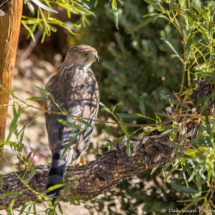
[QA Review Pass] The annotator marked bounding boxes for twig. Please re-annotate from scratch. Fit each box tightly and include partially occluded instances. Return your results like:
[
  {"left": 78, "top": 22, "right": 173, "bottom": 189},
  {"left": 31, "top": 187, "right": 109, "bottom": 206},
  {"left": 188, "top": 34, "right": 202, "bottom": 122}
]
[{"left": 173, "top": 0, "right": 186, "bottom": 112}]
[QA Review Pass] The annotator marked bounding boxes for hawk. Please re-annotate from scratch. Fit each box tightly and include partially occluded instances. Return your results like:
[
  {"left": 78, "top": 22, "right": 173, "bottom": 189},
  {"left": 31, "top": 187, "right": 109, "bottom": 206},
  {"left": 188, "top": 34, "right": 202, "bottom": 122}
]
[{"left": 45, "top": 45, "right": 99, "bottom": 197}]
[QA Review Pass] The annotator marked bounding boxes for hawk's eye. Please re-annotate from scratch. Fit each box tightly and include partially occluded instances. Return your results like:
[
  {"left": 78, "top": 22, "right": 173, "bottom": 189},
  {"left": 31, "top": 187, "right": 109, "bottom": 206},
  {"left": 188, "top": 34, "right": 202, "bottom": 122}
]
[{"left": 83, "top": 52, "right": 89, "bottom": 56}]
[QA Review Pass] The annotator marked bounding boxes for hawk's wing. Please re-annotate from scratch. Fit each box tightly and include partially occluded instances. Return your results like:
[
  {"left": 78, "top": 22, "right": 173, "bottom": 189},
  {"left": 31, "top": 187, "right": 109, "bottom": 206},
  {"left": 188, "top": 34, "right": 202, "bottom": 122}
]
[{"left": 45, "top": 68, "right": 99, "bottom": 160}]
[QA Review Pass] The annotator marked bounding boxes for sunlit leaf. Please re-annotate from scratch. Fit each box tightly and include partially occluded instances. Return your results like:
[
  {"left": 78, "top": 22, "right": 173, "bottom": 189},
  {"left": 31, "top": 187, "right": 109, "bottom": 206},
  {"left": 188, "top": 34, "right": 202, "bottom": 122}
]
[
  {"left": 102, "top": 136, "right": 125, "bottom": 148},
  {"left": 31, "top": 0, "right": 58, "bottom": 13}
]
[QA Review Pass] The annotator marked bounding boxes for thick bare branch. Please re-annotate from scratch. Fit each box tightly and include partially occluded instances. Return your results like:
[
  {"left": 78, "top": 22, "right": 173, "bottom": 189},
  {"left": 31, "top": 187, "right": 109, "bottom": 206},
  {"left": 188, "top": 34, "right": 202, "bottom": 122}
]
[{"left": 0, "top": 134, "right": 173, "bottom": 209}]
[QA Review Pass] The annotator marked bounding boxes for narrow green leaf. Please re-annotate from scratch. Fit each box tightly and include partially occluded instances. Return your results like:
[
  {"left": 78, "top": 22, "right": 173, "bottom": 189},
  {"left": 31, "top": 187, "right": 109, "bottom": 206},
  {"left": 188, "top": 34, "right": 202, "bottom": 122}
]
[
  {"left": 156, "top": 129, "right": 174, "bottom": 138},
  {"left": 112, "top": 0, "right": 119, "bottom": 30},
  {"left": 1, "top": 174, "right": 5, "bottom": 189},
  {"left": 186, "top": 11, "right": 198, "bottom": 21},
  {"left": 102, "top": 136, "right": 125, "bottom": 148},
  {"left": 168, "top": 97, "right": 190, "bottom": 109},
  {"left": 119, "top": 117, "right": 129, "bottom": 136},
  {"left": 139, "top": 96, "right": 145, "bottom": 115},
  {"left": 34, "top": 85, "right": 55, "bottom": 100},
  {"left": 19, "top": 202, "right": 32, "bottom": 215},
  {"left": 144, "top": 0, "right": 162, "bottom": 11},
  {"left": 26, "top": 166, "right": 35, "bottom": 183},
  {"left": 27, "top": 2, "right": 35, "bottom": 15},
  {"left": 57, "top": 119, "right": 82, "bottom": 130},
  {"left": 75, "top": 117, "right": 92, "bottom": 128},
  {"left": 162, "top": 142, "right": 187, "bottom": 151},
  {"left": 159, "top": 93, "right": 169, "bottom": 102},
  {"left": 31, "top": 0, "right": 58, "bottom": 13},
  {"left": 161, "top": 38, "right": 182, "bottom": 61},
  {"left": 27, "top": 97, "right": 48, "bottom": 101},
  {"left": 151, "top": 167, "right": 157, "bottom": 175},
  {"left": 0, "top": 192, "right": 17, "bottom": 197},
  {"left": 129, "top": 14, "right": 159, "bottom": 33},
  {"left": 45, "top": 184, "right": 65, "bottom": 193},
  {"left": 112, "top": 102, "right": 124, "bottom": 113},
  {"left": 21, "top": 21, "right": 35, "bottom": 41},
  {"left": 186, "top": 33, "right": 195, "bottom": 59},
  {"left": 57, "top": 203, "right": 63, "bottom": 214},
  {"left": 171, "top": 181, "right": 199, "bottom": 194},
  {"left": 33, "top": 202, "right": 36, "bottom": 215},
  {"left": 188, "top": 164, "right": 200, "bottom": 182},
  {"left": 8, "top": 194, "right": 18, "bottom": 211}
]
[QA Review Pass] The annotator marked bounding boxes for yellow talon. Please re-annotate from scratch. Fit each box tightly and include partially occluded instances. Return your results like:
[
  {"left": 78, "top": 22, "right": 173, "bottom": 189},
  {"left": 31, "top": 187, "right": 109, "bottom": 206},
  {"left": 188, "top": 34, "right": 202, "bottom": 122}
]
[{"left": 78, "top": 155, "right": 87, "bottom": 166}]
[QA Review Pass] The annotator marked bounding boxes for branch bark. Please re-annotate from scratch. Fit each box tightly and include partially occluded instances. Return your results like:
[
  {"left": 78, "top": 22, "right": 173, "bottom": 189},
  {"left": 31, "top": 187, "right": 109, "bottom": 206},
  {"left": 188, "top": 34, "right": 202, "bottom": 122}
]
[
  {"left": 0, "top": 78, "right": 213, "bottom": 209},
  {"left": 0, "top": 0, "right": 23, "bottom": 165}
]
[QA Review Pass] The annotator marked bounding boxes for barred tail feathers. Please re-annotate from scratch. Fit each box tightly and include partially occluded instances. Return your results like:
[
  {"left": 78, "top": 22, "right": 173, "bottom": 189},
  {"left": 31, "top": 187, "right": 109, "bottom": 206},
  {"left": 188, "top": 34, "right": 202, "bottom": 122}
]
[{"left": 46, "top": 148, "right": 68, "bottom": 197}]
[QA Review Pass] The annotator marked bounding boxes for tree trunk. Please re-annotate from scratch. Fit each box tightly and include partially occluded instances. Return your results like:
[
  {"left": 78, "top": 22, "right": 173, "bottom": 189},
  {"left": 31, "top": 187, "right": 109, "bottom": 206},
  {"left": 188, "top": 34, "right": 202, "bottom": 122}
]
[{"left": 0, "top": 0, "right": 23, "bottom": 166}]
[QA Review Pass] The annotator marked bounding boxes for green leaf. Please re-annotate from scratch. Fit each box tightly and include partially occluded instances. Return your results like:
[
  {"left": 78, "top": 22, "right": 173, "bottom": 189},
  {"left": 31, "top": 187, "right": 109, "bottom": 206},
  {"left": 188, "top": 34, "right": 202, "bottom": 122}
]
[
  {"left": 112, "top": 0, "right": 119, "bottom": 30},
  {"left": 159, "top": 93, "right": 169, "bottom": 102},
  {"left": 75, "top": 117, "right": 92, "bottom": 128},
  {"left": 45, "top": 184, "right": 65, "bottom": 193},
  {"left": 139, "top": 96, "right": 145, "bottom": 115},
  {"left": 186, "top": 11, "right": 198, "bottom": 22},
  {"left": 126, "top": 137, "right": 130, "bottom": 156},
  {"left": 171, "top": 181, "right": 199, "bottom": 194},
  {"left": 0, "top": 192, "right": 17, "bottom": 198},
  {"left": 186, "top": 33, "right": 195, "bottom": 59},
  {"left": 57, "top": 203, "right": 63, "bottom": 214},
  {"left": 129, "top": 14, "right": 159, "bottom": 33},
  {"left": 27, "top": 2, "right": 35, "bottom": 15},
  {"left": 19, "top": 202, "right": 32, "bottom": 215},
  {"left": 57, "top": 119, "right": 82, "bottom": 130},
  {"left": 33, "top": 202, "right": 36, "bottom": 215},
  {"left": 102, "top": 136, "right": 125, "bottom": 148},
  {"left": 151, "top": 167, "right": 157, "bottom": 175},
  {"left": 27, "top": 96, "right": 48, "bottom": 101},
  {"left": 112, "top": 102, "right": 124, "bottom": 113},
  {"left": 26, "top": 166, "right": 35, "bottom": 183},
  {"left": 168, "top": 97, "right": 190, "bottom": 109},
  {"left": 160, "top": 38, "right": 182, "bottom": 61},
  {"left": 162, "top": 142, "right": 187, "bottom": 151},
  {"left": 1, "top": 174, "right": 5, "bottom": 189},
  {"left": 8, "top": 194, "right": 18, "bottom": 212},
  {"left": 156, "top": 129, "right": 174, "bottom": 138},
  {"left": 21, "top": 21, "right": 35, "bottom": 41},
  {"left": 188, "top": 164, "right": 200, "bottom": 182},
  {"left": 119, "top": 117, "right": 129, "bottom": 136},
  {"left": 144, "top": 0, "right": 162, "bottom": 11},
  {"left": 31, "top": 0, "right": 58, "bottom": 13},
  {"left": 34, "top": 85, "right": 55, "bottom": 100}
]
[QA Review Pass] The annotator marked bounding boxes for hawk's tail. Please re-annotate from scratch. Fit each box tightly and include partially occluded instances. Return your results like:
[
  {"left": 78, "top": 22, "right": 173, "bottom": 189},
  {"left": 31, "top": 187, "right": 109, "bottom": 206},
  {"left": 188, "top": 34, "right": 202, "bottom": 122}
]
[{"left": 46, "top": 149, "right": 67, "bottom": 197}]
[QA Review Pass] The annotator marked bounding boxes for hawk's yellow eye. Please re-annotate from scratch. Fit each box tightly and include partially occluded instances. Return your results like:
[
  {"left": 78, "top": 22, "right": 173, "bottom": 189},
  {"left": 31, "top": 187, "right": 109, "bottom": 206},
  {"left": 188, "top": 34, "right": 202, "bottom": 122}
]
[{"left": 83, "top": 52, "right": 89, "bottom": 56}]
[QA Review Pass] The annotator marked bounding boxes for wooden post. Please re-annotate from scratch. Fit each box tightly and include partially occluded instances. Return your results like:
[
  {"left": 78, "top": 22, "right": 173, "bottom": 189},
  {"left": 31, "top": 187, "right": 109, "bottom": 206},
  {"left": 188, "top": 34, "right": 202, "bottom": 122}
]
[{"left": 0, "top": 0, "right": 23, "bottom": 167}]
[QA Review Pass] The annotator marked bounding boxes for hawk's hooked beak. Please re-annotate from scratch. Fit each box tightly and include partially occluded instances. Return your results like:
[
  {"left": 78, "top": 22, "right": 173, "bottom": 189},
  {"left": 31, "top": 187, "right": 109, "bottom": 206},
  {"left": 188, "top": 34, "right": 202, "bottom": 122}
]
[{"left": 95, "top": 56, "right": 99, "bottom": 63}]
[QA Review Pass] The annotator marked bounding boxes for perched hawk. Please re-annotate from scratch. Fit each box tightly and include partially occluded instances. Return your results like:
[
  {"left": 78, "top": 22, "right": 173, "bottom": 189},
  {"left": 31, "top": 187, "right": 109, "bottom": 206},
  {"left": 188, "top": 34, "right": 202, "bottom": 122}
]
[{"left": 45, "top": 45, "right": 99, "bottom": 197}]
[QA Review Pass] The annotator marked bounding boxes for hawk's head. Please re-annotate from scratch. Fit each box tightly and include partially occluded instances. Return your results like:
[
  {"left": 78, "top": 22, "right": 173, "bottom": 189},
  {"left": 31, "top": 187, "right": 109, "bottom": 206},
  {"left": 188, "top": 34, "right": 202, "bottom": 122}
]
[{"left": 65, "top": 45, "right": 99, "bottom": 67}]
